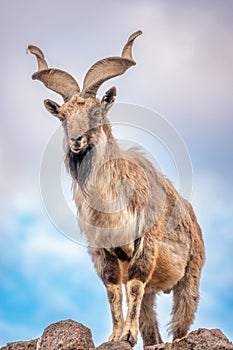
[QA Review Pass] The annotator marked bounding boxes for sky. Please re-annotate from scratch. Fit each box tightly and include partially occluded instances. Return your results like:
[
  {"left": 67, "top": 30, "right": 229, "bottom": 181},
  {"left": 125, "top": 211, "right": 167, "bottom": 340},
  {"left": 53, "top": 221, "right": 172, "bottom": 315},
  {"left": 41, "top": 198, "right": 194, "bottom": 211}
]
[{"left": 0, "top": 0, "right": 233, "bottom": 348}]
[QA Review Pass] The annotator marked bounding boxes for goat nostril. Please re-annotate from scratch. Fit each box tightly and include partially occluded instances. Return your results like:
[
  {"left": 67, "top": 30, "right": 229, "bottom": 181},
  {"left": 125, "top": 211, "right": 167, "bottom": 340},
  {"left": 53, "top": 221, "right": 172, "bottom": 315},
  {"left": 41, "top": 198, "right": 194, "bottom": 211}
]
[{"left": 70, "top": 135, "right": 82, "bottom": 143}]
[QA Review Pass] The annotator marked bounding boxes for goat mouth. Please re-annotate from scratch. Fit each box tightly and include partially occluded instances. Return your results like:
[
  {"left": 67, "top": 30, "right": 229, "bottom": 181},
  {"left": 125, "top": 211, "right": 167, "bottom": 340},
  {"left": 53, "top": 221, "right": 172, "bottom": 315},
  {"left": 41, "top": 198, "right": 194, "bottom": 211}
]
[
  {"left": 70, "top": 144, "right": 89, "bottom": 154},
  {"left": 70, "top": 147, "right": 81, "bottom": 154}
]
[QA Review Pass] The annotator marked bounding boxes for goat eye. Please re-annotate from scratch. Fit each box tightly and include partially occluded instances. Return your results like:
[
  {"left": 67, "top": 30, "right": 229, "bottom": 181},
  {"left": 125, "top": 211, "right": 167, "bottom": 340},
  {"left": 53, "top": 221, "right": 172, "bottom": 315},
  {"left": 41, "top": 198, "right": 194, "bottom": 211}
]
[{"left": 94, "top": 110, "right": 101, "bottom": 117}]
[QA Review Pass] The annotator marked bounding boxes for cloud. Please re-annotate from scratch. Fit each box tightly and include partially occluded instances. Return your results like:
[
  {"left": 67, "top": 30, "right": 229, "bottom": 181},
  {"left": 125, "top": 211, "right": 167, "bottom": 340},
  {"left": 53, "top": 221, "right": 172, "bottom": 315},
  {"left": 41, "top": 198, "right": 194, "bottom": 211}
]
[{"left": 0, "top": 197, "right": 87, "bottom": 281}]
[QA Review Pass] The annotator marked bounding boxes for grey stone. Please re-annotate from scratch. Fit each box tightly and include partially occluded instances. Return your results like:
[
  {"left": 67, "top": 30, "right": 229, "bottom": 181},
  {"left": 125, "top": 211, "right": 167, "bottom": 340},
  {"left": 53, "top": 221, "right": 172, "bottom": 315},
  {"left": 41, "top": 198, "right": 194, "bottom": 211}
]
[
  {"left": 96, "top": 341, "right": 132, "bottom": 350},
  {"left": 39, "top": 319, "right": 95, "bottom": 350}
]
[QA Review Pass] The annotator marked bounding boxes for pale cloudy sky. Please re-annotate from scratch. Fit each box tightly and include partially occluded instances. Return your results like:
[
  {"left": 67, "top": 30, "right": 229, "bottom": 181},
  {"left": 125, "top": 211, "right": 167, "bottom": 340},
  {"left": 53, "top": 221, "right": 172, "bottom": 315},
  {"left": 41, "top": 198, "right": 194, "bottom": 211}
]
[{"left": 0, "top": 1, "right": 233, "bottom": 349}]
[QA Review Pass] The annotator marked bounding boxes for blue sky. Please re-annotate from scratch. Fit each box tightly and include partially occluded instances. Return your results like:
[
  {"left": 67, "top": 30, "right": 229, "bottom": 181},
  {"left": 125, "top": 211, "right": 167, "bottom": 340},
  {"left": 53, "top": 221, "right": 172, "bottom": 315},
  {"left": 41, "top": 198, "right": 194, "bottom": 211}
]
[{"left": 0, "top": 1, "right": 233, "bottom": 349}]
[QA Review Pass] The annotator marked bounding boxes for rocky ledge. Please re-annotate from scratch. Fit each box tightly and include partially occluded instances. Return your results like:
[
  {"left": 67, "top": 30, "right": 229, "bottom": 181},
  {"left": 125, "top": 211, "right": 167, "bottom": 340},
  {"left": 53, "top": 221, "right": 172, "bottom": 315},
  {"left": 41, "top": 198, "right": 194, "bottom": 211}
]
[{"left": 1, "top": 319, "right": 233, "bottom": 350}]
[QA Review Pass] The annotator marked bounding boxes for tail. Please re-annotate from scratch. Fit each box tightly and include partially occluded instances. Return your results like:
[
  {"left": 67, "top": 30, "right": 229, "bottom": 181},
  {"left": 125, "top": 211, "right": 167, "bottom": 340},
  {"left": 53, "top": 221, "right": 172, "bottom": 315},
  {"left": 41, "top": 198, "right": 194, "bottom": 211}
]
[{"left": 170, "top": 225, "right": 205, "bottom": 339}]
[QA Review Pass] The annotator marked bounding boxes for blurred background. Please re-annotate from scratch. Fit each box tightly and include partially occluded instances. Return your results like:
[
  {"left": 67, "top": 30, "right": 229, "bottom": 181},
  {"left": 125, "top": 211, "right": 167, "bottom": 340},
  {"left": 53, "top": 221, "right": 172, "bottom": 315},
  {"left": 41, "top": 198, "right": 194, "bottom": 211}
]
[{"left": 0, "top": 1, "right": 233, "bottom": 349}]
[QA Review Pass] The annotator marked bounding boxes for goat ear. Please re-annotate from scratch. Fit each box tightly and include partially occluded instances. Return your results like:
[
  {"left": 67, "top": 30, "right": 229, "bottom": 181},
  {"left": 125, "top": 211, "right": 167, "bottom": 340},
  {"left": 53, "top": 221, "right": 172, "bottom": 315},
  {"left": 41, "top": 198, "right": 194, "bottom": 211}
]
[
  {"left": 101, "top": 86, "right": 117, "bottom": 110},
  {"left": 44, "top": 99, "right": 64, "bottom": 120}
]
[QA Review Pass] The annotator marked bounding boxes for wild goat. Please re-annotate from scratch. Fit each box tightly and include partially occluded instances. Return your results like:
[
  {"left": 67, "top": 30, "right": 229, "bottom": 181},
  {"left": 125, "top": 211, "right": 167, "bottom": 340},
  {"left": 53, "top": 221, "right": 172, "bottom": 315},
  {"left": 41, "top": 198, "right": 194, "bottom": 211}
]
[{"left": 28, "top": 31, "right": 205, "bottom": 348}]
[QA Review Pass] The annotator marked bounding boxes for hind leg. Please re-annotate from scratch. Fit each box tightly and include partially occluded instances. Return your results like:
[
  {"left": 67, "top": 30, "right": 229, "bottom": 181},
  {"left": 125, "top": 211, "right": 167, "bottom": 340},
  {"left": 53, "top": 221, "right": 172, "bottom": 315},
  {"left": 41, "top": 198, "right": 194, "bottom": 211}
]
[
  {"left": 139, "top": 292, "right": 162, "bottom": 347},
  {"left": 171, "top": 250, "right": 204, "bottom": 339}
]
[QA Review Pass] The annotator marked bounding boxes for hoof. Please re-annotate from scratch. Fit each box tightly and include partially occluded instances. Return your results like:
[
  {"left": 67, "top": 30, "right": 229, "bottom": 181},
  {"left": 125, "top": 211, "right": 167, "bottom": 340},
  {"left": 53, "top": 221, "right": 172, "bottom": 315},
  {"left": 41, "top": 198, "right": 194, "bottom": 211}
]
[{"left": 121, "top": 331, "right": 137, "bottom": 347}]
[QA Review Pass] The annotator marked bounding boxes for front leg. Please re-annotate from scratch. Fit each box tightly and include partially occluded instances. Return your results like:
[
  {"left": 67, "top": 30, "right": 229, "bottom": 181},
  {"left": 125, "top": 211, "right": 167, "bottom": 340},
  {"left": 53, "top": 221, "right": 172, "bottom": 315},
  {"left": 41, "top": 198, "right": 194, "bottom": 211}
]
[
  {"left": 121, "top": 239, "right": 157, "bottom": 347},
  {"left": 107, "top": 284, "right": 124, "bottom": 341},
  {"left": 89, "top": 248, "right": 124, "bottom": 342},
  {"left": 121, "top": 279, "right": 144, "bottom": 347}
]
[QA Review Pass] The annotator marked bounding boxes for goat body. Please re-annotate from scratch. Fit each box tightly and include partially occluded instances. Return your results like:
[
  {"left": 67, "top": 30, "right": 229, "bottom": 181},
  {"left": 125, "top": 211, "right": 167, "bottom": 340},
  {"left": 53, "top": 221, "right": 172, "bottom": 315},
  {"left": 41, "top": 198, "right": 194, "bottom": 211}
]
[{"left": 29, "top": 31, "right": 205, "bottom": 348}]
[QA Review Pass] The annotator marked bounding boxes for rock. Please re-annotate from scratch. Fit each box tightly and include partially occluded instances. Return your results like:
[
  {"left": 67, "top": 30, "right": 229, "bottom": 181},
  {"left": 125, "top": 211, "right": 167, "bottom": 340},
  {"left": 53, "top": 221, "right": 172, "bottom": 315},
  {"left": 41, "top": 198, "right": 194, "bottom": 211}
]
[
  {"left": 96, "top": 341, "right": 132, "bottom": 349},
  {"left": 0, "top": 339, "right": 38, "bottom": 350},
  {"left": 145, "top": 328, "right": 233, "bottom": 350},
  {"left": 37, "top": 319, "right": 95, "bottom": 349},
  {"left": 1, "top": 324, "right": 233, "bottom": 350}
]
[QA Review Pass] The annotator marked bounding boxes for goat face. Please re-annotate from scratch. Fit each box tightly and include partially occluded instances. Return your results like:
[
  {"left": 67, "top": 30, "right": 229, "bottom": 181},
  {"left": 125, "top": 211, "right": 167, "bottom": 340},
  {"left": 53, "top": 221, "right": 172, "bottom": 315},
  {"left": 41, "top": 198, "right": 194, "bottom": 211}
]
[{"left": 44, "top": 87, "right": 116, "bottom": 154}]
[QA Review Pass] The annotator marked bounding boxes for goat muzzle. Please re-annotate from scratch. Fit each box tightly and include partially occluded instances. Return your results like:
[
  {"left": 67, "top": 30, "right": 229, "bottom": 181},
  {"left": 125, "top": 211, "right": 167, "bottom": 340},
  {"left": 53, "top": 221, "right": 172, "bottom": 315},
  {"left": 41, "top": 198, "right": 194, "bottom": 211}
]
[{"left": 69, "top": 134, "right": 87, "bottom": 153}]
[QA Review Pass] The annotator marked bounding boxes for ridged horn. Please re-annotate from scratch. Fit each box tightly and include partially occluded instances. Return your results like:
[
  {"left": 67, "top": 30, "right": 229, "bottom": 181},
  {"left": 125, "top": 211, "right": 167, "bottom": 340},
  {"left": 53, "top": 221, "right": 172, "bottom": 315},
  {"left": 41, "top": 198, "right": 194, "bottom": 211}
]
[
  {"left": 28, "top": 45, "right": 80, "bottom": 102},
  {"left": 81, "top": 30, "right": 142, "bottom": 98}
]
